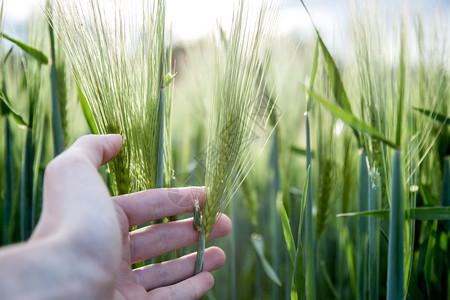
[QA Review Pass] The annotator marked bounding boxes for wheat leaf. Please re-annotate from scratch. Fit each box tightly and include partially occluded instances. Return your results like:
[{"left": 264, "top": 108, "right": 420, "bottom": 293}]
[
  {"left": 306, "top": 88, "right": 397, "bottom": 148},
  {"left": 1, "top": 32, "right": 48, "bottom": 64}
]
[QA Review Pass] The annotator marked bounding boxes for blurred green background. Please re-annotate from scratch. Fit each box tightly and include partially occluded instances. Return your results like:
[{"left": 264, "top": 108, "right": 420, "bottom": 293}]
[{"left": 1, "top": 0, "right": 450, "bottom": 299}]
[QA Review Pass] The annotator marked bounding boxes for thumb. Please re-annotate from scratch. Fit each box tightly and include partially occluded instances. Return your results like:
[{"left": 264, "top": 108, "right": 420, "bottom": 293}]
[
  {"left": 31, "top": 134, "right": 124, "bottom": 287},
  {"left": 68, "top": 134, "right": 123, "bottom": 168},
  {"left": 34, "top": 134, "right": 123, "bottom": 241}
]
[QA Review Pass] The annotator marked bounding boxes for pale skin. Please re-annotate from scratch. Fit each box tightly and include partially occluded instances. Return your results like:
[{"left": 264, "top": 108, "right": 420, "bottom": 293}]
[{"left": 0, "top": 134, "right": 232, "bottom": 299}]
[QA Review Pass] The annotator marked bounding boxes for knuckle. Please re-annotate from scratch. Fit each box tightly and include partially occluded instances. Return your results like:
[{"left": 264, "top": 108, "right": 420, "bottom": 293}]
[
  {"left": 156, "top": 264, "right": 168, "bottom": 286},
  {"left": 45, "top": 151, "right": 90, "bottom": 179},
  {"left": 130, "top": 237, "right": 137, "bottom": 264},
  {"left": 157, "top": 226, "right": 169, "bottom": 255},
  {"left": 151, "top": 194, "right": 166, "bottom": 218},
  {"left": 187, "top": 278, "right": 200, "bottom": 300},
  {"left": 167, "top": 286, "right": 178, "bottom": 300}
]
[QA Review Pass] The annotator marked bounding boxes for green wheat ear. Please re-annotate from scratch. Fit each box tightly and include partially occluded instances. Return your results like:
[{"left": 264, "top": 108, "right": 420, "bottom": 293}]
[
  {"left": 106, "top": 123, "right": 131, "bottom": 196},
  {"left": 47, "top": 0, "right": 172, "bottom": 194},
  {"left": 315, "top": 107, "right": 336, "bottom": 239},
  {"left": 201, "top": 0, "right": 279, "bottom": 238}
]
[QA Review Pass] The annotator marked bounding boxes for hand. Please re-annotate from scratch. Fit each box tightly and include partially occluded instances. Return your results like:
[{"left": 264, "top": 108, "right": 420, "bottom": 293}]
[{"left": 0, "top": 134, "right": 231, "bottom": 300}]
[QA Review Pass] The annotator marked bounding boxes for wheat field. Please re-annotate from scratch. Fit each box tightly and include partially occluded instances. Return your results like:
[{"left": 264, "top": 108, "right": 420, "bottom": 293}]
[{"left": 0, "top": 0, "right": 449, "bottom": 299}]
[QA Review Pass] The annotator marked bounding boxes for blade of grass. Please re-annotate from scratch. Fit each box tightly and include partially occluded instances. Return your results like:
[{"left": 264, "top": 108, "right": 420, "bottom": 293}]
[
  {"left": 337, "top": 210, "right": 390, "bottom": 218},
  {"left": 441, "top": 157, "right": 450, "bottom": 206},
  {"left": 0, "top": 90, "right": 27, "bottom": 127},
  {"left": 269, "top": 127, "right": 282, "bottom": 299},
  {"left": 76, "top": 83, "right": 98, "bottom": 134},
  {"left": 2, "top": 46, "right": 13, "bottom": 65},
  {"left": 395, "top": 27, "right": 406, "bottom": 147},
  {"left": 282, "top": 168, "right": 309, "bottom": 299},
  {"left": 297, "top": 0, "right": 343, "bottom": 109},
  {"left": 305, "top": 89, "right": 396, "bottom": 149},
  {"left": 306, "top": 38, "right": 319, "bottom": 112},
  {"left": 0, "top": 32, "right": 48, "bottom": 65},
  {"left": 282, "top": 202, "right": 296, "bottom": 268},
  {"left": 419, "top": 182, "right": 433, "bottom": 206},
  {"left": 303, "top": 44, "right": 318, "bottom": 300},
  {"left": 387, "top": 150, "right": 404, "bottom": 300},
  {"left": 424, "top": 220, "right": 438, "bottom": 297},
  {"left": 317, "top": 36, "right": 352, "bottom": 113},
  {"left": 320, "top": 261, "right": 340, "bottom": 299},
  {"left": 292, "top": 243, "right": 305, "bottom": 300},
  {"left": 413, "top": 107, "right": 450, "bottom": 126},
  {"left": 291, "top": 145, "right": 306, "bottom": 156},
  {"left": 251, "top": 233, "right": 282, "bottom": 286},
  {"left": 343, "top": 226, "right": 357, "bottom": 297},
  {"left": 442, "top": 157, "right": 450, "bottom": 230},
  {"left": 338, "top": 207, "right": 450, "bottom": 220},
  {"left": 299, "top": 0, "right": 360, "bottom": 147},
  {"left": 298, "top": 166, "right": 309, "bottom": 247}
]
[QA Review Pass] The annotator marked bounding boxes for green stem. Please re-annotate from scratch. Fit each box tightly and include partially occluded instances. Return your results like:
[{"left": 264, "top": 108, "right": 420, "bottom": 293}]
[
  {"left": 155, "top": 86, "right": 165, "bottom": 189},
  {"left": 3, "top": 117, "right": 13, "bottom": 245},
  {"left": 387, "top": 150, "right": 404, "bottom": 300},
  {"left": 395, "top": 30, "right": 406, "bottom": 147},
  {"left": 19, "top": 129, "right": 33, "bottom": 241},
  {"left": 368, "top": 168, "right": 381, "bottom": 300},
  {"left": 357, "top": 151, "right": 369, "bottom": 300},
  {"left": 48, "top": 8, "right": 65, "bottom": 156},
  {"left": 230, "top": 195, "right": 237, "bottom": 299},
  {"left": 195, "top": 230, "right": 206, "bottom": 274},
  {"left": 305, "top": 112, "right": 316, "bottom": 300},
  {"left": 442, "top": 157, "right": 450, "bottom": 230}
]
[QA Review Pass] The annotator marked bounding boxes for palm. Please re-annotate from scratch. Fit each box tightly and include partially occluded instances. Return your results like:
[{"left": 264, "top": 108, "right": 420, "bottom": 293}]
[
  {"left": 113, "top": 206, "right": 149, "bottom": 299},
  {"left": 112, "top": 190, "right": 231, "bottom": 299},
  {"left": 33, "top": 135, "right": 231, "bottom": 300}
]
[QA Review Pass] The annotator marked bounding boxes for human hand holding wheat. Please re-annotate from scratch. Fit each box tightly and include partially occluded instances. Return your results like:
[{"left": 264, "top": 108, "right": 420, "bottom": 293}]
[{"left": 0, "top": 135, "right": 231, "bottom": 300}]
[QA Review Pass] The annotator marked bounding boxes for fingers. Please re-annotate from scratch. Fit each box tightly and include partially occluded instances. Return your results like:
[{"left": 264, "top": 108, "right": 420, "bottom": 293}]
[
  {"left": 147, "top": 272, "right": 214, "bottom": 300},
  {"left": 113, "top": 187, "right": 205, "bottom": 226},
  {"left": 67, "top": 134, "right": 123, "bottom": 168},
  {"left": 133, "top": 246, "right": 225, "bottom": 291},
  {"left": 130, "top": 215, "right": 232, "bottom": 263}
]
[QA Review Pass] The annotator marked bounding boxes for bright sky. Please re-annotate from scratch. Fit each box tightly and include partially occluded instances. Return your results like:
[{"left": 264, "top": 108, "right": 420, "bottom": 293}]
[
  {"left": 164, "top": 0, "right": 347, "bottom": 42},
  {"left": 2, "top": 0, "right": 347, "bottom": 44},
  {"left": 2, "top": 0, "right": 449, "bottom": 49}
]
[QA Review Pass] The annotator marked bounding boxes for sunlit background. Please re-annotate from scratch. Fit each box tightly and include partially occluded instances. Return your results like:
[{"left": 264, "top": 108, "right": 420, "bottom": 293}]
[
  {"left": 4, "top": 0, "right": 450, "bottom": 51},
  {"left": 1, "top": 1, "right": 450, "bottom": 299}
]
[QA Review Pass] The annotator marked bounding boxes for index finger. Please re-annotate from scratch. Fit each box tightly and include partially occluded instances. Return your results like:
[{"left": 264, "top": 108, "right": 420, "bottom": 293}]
[{"left": 113, "top": 187, "right": 204, "bottom": 226}]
